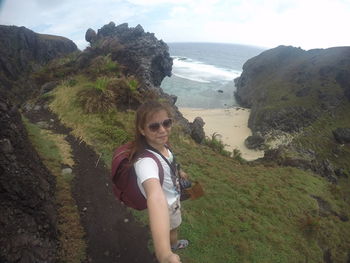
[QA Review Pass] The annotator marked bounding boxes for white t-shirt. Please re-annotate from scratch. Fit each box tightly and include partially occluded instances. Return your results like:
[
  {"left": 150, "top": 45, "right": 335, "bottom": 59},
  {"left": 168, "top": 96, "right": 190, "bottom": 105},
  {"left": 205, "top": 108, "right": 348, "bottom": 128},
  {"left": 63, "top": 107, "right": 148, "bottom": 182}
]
[{"left": 134, "top": 149, "right": 179, "bottom": 206}]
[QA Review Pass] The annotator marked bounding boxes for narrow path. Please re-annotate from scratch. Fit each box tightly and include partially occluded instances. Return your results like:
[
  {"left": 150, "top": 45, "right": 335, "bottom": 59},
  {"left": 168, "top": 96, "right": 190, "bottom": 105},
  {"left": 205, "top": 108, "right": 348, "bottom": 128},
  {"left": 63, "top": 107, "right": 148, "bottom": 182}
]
[{"left": 25, "top": 103, "right": 157, "bottom": 263}]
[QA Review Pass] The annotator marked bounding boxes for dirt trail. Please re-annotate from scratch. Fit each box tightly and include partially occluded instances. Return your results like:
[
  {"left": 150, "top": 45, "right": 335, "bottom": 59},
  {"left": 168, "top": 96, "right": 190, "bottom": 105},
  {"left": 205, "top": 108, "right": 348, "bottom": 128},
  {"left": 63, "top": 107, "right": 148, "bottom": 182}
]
[{"left": 25, "top": 104, "right": 157, "bottom": 263}]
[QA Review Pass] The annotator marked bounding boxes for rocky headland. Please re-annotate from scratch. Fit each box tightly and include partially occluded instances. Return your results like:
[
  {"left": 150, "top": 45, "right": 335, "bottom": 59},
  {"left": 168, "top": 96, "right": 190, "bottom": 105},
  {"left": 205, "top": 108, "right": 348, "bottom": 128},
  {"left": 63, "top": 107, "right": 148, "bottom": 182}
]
[
  {"left": 235, "top": 45, "right": 350, "bottom": 182},
  {"left": 0, "top": 25, "right": 78, "bottom": 103}
]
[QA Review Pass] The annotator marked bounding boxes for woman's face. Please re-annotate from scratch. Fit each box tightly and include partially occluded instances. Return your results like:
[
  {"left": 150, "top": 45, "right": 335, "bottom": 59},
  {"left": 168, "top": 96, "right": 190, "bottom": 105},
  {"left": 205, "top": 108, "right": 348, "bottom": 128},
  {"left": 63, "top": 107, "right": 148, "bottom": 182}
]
[{"left": 139, "top": 109, "right": 172, "bottom": 148}]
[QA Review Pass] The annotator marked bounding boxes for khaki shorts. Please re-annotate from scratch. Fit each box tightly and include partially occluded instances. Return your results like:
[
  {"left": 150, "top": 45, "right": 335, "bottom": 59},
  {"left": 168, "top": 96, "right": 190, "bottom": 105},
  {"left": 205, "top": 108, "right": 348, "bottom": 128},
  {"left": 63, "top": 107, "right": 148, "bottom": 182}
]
[{"left": 168, "top": 198, "right": 182, "bottom": 230}]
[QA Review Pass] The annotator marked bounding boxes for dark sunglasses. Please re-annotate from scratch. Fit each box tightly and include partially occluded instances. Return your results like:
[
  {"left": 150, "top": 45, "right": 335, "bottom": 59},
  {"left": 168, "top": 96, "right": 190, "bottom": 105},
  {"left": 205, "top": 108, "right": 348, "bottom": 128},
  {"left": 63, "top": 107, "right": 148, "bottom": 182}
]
[{"left": 148, "top": 118, "right": 173, "bottom": 132}]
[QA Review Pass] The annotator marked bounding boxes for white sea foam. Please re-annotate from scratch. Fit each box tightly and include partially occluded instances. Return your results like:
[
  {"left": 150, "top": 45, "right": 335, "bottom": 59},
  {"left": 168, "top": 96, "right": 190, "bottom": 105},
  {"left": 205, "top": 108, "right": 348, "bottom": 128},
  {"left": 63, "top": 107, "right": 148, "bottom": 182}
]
[{"left": 172, "top": 56, "right": 241, "bottom": 83}]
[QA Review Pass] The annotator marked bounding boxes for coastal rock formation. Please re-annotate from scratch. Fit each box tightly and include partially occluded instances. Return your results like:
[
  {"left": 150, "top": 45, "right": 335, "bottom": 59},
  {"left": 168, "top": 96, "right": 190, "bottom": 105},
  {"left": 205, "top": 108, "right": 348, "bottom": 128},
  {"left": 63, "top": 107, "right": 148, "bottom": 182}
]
[
  {"left": 235, "top": 45, "right": 350, "bottom": 181},
  {"left": 235, "top": 45, "right": 350, "bottom": 134},
  {"left": 0, "top": 25, "right": 78, "bottom": 103},
  {"left": 84, "top": 22, "right": 172, "bottom": 90},
  {"left": 83, "top": 22, "right": 193, "bottom": 134},
  {"left": 0, "top": 92, "right": 58, "bottom": 262}
]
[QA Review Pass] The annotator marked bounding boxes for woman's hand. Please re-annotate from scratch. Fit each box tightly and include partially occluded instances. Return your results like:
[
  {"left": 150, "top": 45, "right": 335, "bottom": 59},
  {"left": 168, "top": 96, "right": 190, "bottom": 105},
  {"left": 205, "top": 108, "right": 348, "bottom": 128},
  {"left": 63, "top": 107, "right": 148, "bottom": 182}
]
[
  {"left": 161, "top": 252, "right": 181, "bottom": 263},
  {"left": 179, "top": 169, "right": 189, "bottom": 180}
]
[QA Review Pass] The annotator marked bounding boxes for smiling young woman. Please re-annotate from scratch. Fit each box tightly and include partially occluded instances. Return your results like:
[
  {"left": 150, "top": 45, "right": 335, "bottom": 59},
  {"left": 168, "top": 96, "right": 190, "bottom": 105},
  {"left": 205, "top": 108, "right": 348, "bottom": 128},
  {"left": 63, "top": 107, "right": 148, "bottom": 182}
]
[{"left": 130, "top": 100, "right": 189, "bottom": 263}]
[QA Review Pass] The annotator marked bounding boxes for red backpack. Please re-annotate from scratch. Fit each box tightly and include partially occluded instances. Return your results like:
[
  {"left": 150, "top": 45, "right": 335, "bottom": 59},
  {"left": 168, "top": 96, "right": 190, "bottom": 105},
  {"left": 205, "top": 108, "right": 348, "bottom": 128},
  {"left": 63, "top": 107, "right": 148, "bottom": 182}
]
[{"left": 111, "top": 142, "right": 164, "bottom": 210}]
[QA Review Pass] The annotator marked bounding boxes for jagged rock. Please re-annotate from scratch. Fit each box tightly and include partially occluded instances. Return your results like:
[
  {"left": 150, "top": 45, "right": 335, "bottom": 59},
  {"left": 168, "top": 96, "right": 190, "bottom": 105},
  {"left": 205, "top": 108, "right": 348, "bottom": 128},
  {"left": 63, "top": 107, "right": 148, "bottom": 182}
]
[
  {"left": 190, "top": 117, "right": 205, "bottom": 144},
  {"left": 40, "top": 81, "right": 59, "bottom": 94},
  {"left": 84, "top": 22, "right": 172, "bottom": 90},
  {"left": 0, "top": 92, "right": 58, "bottom": 262},
  {"left": 332, "top": 128, "right": 350, "bottom": 144},
  {"left": 245, "top": 134, "right": 265, "bottom": 149},
  {"left": 85, "top": 28, "right": 97, "bottom": 44}
]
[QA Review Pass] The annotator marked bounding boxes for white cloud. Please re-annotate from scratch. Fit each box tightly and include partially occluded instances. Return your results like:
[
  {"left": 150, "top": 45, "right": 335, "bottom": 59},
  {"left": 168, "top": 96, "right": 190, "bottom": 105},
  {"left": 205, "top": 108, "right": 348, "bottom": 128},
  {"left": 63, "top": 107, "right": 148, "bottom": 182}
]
[{"left": 0, "top": 0, "right": 349, "bottom": 50}]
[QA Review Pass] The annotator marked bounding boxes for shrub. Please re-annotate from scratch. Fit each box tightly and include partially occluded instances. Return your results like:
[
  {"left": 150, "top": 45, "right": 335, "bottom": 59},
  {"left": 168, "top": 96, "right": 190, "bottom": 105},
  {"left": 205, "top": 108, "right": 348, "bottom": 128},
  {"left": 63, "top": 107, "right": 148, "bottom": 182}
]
[
  {"left": 86, "top": 54, "right": 119, "bottom": 78},
  {"left": 78, "top": 78, "right": 115, "bottom": 113},
  {"left": 95, "top": 77, "right": 109, "bottom": 91},
  {"left": 204, "top": 132, "right": 231, "bottom": 157},
  {"left": 108, "top": 76, "right": 142, "bottom": 110},
  {"left": 233, "top": 148, "right": 245, "bottom": 163}
]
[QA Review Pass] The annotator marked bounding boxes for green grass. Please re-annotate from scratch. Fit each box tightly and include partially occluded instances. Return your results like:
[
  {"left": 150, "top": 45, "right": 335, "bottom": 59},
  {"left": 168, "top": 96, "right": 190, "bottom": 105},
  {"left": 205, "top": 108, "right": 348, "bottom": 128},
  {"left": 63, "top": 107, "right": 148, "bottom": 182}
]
[
  {"left": 47, "top": 81, "right": 350, "bottom": 263},
  {"left": 49, "top": 75, "right": 134, "bottom": 164},
  {"left": 23, "top": 117, "right": 86, "bottom": 263}
]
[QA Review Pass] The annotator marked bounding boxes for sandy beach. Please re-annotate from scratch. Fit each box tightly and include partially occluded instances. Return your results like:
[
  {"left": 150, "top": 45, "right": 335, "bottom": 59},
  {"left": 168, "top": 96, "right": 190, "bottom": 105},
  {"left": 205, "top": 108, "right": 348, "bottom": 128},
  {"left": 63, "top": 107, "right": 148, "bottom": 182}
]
[{"left": 179, "top": 107, "right": 264, "bottom": 161}]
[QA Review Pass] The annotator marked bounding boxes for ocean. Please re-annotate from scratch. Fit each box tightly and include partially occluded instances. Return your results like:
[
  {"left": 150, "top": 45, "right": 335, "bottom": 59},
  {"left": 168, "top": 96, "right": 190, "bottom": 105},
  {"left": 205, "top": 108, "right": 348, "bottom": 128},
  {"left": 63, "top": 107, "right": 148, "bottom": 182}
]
[{"left": 161, "top": 42, "right": 265, "bottom": 109}]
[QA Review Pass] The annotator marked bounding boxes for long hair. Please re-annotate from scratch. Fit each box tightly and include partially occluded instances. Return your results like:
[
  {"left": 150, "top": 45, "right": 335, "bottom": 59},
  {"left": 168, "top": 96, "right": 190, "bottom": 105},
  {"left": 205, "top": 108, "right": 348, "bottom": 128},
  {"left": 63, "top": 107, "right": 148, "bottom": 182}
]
[{"left": 129, "top": 100, "right": 173, "bottom": 162}]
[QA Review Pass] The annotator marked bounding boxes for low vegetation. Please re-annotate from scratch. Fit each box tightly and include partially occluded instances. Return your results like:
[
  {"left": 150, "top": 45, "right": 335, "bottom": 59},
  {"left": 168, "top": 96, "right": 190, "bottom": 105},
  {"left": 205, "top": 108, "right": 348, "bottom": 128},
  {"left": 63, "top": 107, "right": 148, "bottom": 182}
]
[
  {"left": 23, "top": 117, "right": 86, "bottom": 263},
  {"left": 44, "top": 79, "right": 350, "bottom": 262}
]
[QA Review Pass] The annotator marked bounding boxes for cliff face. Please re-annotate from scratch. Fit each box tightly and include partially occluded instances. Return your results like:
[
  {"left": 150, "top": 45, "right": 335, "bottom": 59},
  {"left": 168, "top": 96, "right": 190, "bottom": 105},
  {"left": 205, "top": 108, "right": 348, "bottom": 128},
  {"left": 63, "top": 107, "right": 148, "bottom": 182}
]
[
  {"left": 235, "top": 45, "right": 350, "bottom": 133},
  {"left": 84, "top": 22, "right": 172, "bottom": 90},
  {"left": 235, "top": 45, "right": 350, "bottom": 182},
  {"left": 0, "top": 91, "right": 58, "bottom": 262},
  {"left": 0, "top": 25, "right": 78, "bottom": 103}
]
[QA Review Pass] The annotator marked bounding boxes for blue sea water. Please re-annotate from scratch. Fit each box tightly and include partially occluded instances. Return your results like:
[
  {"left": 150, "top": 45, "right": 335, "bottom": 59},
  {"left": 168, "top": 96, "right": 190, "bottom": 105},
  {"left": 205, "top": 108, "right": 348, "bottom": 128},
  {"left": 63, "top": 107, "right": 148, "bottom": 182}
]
[{"left": 161, "top": 42, "right": 265, "bottom": 109}]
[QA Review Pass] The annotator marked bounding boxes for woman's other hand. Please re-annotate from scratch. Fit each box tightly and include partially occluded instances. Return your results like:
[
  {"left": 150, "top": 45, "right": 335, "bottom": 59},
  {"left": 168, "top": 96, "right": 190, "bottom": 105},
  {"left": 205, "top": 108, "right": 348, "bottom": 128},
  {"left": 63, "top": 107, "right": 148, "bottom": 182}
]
[{"left": 179, "top": 169, "right": 189, "bottom": 180}]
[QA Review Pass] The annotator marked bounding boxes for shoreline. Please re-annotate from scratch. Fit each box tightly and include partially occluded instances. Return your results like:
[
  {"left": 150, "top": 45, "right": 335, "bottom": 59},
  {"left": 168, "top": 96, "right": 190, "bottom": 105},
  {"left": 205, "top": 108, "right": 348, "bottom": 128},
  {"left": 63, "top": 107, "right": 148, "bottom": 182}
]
[{"left": 179, "top": 107, "right": 264, "bottom": 161}]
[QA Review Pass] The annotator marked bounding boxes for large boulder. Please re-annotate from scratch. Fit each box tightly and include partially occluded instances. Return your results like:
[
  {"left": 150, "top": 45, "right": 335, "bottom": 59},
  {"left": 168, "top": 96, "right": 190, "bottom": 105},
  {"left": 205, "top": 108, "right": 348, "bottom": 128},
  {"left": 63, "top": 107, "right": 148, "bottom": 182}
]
[
  {"left": 333, "top": 128, "right": 350, "bottom": 144},
  {"left": 189, "top": 117, "right": 206, "bottom": 144},
  {"left": 0, "top": 92, "right": 58, "bottom": 262},
  {"left": 245, "top": 134, "right": 265, "bottom": 149}
]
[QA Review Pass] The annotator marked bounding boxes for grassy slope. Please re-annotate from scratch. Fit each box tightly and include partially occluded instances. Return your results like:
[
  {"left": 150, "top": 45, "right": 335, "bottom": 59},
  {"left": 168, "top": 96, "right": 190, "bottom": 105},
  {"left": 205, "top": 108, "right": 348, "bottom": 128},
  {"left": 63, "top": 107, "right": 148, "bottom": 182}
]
[
  {"left": 23, "top": 117, "right": 86, "bottom": 263},
  {"left": 45, "top": 79, "right": 350, "bottom": 263}
]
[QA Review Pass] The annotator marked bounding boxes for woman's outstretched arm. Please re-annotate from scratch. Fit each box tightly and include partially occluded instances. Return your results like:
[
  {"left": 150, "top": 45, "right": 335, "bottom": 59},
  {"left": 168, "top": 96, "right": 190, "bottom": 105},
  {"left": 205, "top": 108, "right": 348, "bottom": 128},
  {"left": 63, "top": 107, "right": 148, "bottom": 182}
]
[{"left": 143, "top": 178, "right": 181, "bottom": 263}]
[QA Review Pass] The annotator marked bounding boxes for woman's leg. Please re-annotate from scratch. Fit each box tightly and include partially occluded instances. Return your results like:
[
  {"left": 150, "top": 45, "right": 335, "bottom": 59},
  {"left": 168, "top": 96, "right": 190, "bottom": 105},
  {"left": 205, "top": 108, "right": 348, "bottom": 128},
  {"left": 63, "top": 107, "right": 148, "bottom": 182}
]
[{"left": 170, "top": 227, "right": 178, "bottom": 247}]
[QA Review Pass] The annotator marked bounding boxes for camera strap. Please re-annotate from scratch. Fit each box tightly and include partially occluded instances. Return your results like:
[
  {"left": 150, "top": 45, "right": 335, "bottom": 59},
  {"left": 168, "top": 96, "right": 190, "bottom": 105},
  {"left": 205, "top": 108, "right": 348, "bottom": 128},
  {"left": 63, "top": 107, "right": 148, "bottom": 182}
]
[{"left": 145, "top": 143, "right": 181, "bottom": 193}]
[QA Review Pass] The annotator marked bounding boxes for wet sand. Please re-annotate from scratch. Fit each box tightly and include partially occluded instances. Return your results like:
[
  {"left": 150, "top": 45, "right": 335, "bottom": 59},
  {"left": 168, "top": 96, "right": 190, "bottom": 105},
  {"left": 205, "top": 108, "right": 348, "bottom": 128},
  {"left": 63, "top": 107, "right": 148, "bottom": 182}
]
[{"left": 179, "top": 107, "right": 264, "bottom": 161}]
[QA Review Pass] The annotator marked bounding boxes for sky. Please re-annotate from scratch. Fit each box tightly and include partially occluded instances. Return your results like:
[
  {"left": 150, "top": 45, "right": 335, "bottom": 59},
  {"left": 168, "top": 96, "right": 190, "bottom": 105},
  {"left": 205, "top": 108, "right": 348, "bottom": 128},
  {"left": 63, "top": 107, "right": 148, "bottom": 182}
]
[{"left": 0, "top": 0, "right": 349, "bottom": 50}]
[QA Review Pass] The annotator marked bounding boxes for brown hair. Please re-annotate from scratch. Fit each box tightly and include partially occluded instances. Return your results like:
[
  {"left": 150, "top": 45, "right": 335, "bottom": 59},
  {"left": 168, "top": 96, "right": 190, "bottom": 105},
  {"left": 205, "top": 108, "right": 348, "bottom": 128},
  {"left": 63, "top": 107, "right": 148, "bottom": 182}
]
[{"left": 129, "top": 100, "right": 173, "bottom": 161}]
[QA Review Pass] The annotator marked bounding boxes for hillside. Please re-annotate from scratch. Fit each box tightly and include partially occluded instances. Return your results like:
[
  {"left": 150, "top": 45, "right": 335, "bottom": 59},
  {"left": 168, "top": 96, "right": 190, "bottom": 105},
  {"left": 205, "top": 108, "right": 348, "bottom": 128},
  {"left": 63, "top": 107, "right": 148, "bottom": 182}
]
[
  {"left": 1, "top": 23, "right": 350, "bottom": 263},
  {"left": 235, "top": 45, "right": 350, "bottom": 182}
]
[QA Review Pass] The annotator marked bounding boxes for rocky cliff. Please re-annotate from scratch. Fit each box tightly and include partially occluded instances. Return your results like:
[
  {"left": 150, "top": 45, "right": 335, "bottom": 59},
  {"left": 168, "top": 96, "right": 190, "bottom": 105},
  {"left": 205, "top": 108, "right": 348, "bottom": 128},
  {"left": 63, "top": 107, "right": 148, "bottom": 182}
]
[
  {"left": 235, "top": 45, "right": 350, "bottom": 182},
  {"left": 84, "top": 22, "right": 172, "bottom": 91},
  {"left": 0, "top": 91, "right": 58, "bottom": 262},
  {"left": 0, "top": 25, "right": 78, "bottom": 103},
  {"left": 235, "top": 45, "right": 350, "bottom": 134}
]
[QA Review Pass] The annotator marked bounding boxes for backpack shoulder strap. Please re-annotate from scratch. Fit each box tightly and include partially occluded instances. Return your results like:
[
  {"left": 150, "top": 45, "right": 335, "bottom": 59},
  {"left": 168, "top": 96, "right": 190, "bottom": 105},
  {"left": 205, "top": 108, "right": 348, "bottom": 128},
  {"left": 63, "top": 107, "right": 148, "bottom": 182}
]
[{"left": 139, "top": 151, "right": 164, "bottom": 185}]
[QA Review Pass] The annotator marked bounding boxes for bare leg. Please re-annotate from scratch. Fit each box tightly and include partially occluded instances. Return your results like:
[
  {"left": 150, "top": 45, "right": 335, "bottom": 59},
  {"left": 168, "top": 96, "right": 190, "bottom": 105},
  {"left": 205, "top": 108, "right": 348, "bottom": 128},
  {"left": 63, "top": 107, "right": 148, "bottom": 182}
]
[{"left": 170, "top": 228, "right": 178, "bottom": 247}]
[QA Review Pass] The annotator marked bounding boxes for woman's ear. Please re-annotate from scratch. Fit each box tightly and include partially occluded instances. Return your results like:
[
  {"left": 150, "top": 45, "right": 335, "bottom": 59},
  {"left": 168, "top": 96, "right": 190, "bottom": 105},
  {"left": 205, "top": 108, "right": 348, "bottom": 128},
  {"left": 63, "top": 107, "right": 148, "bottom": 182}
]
[{"left": 139, "top": 126, "right": 145, "bottom": 136}]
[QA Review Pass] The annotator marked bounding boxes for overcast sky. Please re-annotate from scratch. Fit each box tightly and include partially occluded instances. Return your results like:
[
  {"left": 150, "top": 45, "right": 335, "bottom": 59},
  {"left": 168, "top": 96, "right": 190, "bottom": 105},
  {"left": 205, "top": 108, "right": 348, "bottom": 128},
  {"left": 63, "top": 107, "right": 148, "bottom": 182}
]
[{"left": 0, "top": 0, "right": 349, "bottom": 50}]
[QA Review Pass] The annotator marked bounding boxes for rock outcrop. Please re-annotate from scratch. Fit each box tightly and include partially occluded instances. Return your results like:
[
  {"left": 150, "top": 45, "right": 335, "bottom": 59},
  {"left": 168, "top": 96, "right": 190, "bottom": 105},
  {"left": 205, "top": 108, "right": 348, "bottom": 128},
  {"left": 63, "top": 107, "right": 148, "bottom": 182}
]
[
  {"left": 0, "top": 91, "right": 58, "bottom": 262},
  {"left": 0, "top": 25, "right": 78, "bottom": 103},
  {"left": 83, "top": 22, "right": 193, "bottom": 134},
  {"left": 234, "top": 45, "right": 350, "bottom": 182},
  {"left": 235, "top": 45, "right": 350, "bottom": 134},
  {"left": 84, "top": 22, "right": 172, "bottom": 90}
]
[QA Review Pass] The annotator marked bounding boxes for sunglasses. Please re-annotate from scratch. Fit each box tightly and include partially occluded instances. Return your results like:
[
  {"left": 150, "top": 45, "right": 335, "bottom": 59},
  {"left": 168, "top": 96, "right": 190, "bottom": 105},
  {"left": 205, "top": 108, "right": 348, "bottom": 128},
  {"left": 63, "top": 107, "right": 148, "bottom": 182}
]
[{"left": 148, "top": 118, "right": 173, "bottom": 132}]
